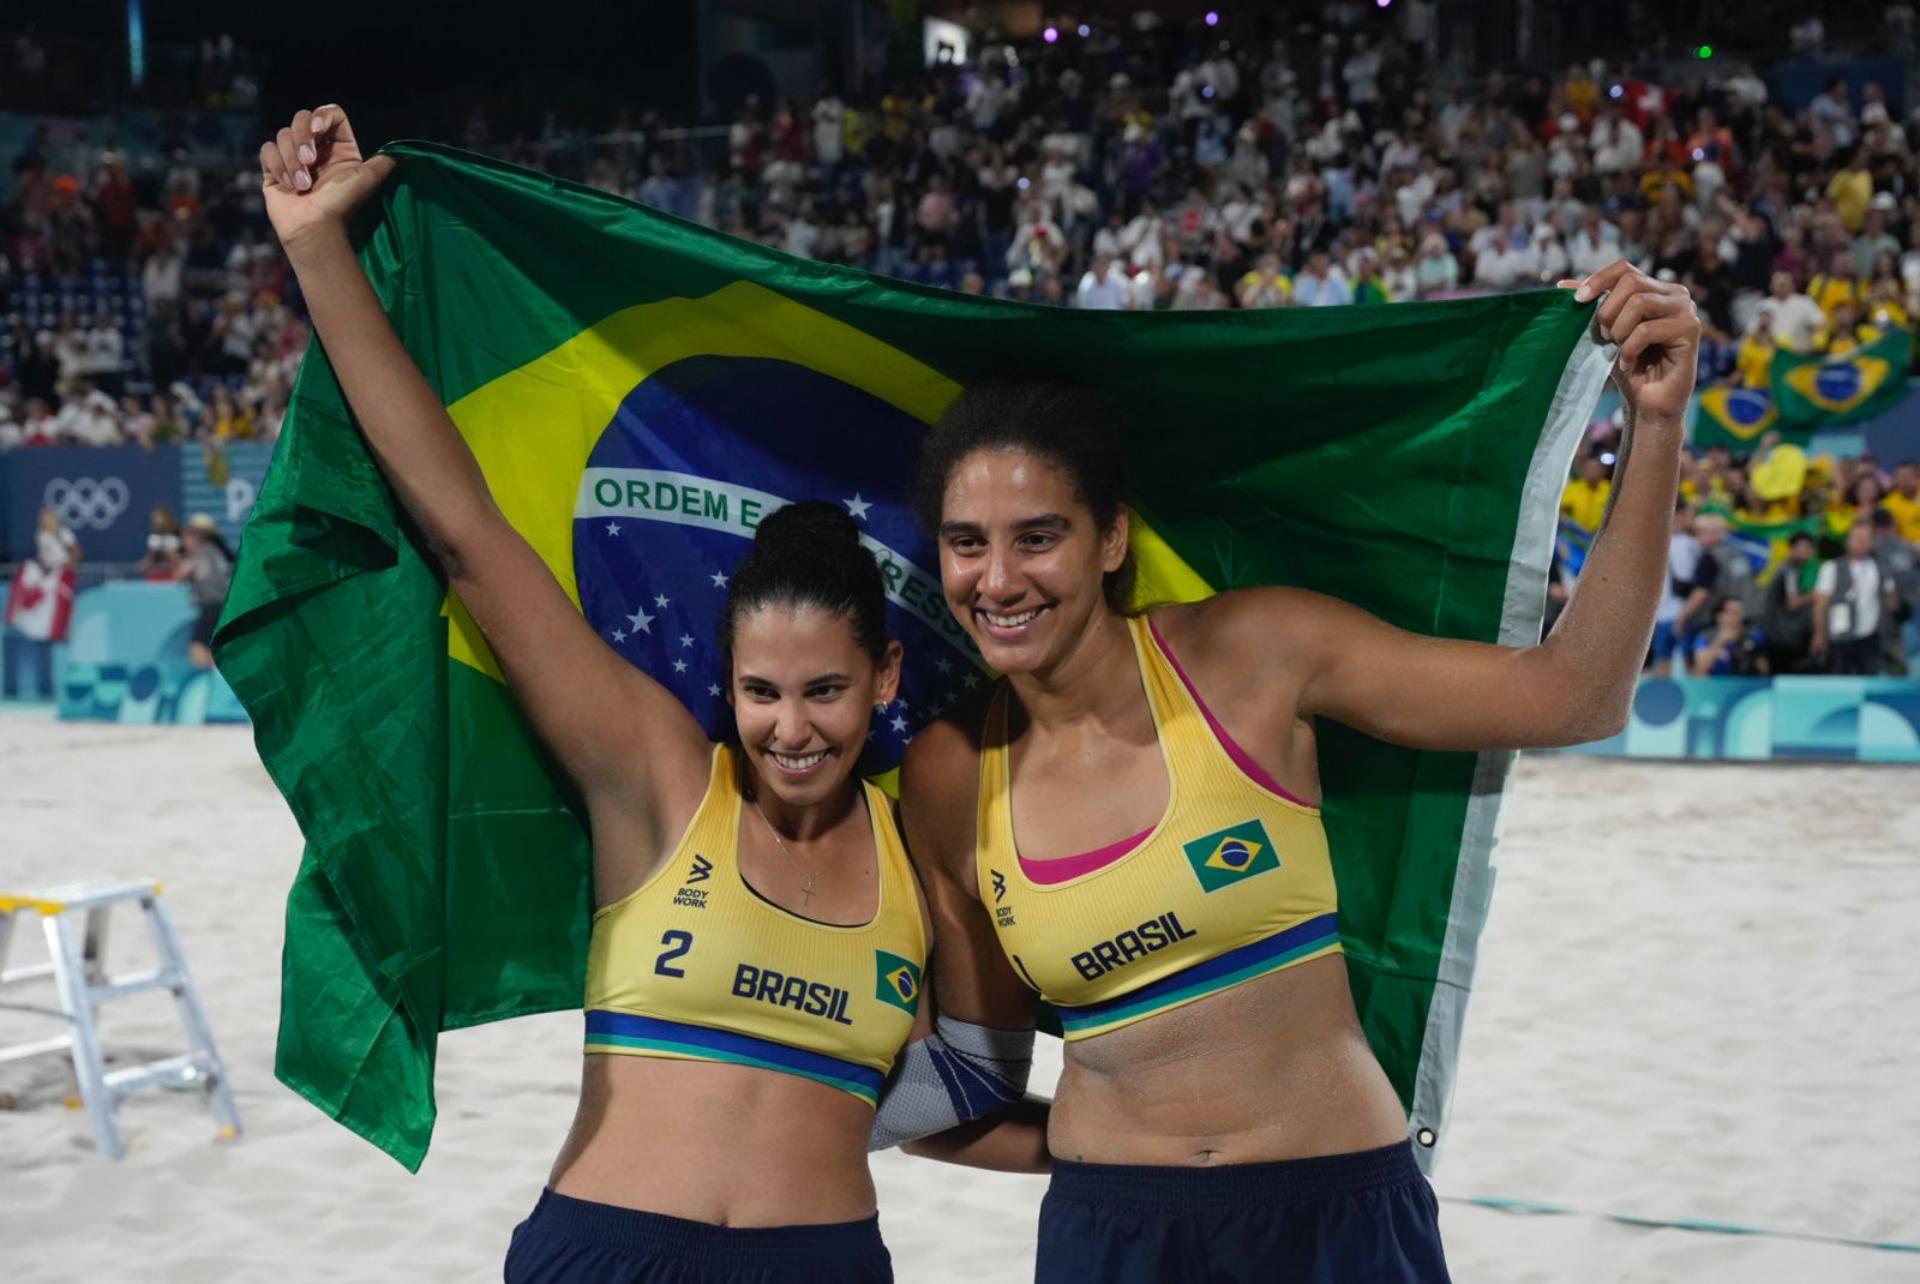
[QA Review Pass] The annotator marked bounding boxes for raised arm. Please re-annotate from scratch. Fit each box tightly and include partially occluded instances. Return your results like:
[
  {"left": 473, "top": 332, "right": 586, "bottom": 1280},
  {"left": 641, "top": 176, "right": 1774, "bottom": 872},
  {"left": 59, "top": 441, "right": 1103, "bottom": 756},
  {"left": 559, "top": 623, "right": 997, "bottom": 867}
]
[
  {"left": 1254, "top": 261, "right": 1698, "bottom": 751},
  {"left": 260, "top": 107, "right": 709, "bottom": 854}
]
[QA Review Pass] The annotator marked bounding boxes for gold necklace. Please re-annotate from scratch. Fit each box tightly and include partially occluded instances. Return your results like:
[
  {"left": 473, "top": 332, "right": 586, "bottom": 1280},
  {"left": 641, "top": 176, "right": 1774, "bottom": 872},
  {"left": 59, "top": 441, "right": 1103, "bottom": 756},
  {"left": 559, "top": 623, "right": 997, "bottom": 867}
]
[{"left": 752, "top": 794, "right": 821, "bottom": 905}]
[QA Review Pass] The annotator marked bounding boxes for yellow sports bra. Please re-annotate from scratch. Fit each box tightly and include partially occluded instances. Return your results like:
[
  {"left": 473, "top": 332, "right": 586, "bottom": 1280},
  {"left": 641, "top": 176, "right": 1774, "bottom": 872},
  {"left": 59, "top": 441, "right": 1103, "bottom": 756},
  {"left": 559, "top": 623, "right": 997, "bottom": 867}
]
[
  {"left": 975, "top": 613, "right": 1341, "bottom": 1040},
  {"left": 585, "top": 744, "right": 927, "bottom": 1106}
]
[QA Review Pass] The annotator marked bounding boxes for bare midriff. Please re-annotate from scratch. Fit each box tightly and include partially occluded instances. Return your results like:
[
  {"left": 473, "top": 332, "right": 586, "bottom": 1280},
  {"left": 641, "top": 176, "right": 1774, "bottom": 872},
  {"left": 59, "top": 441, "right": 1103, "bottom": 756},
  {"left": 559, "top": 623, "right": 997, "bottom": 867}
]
[
  {"left": 549, "top": 1054, "right": 878, "bottom": 1224},
  {"left": 1047, "top": 953, "right": 1410, "bottom": 1166}
]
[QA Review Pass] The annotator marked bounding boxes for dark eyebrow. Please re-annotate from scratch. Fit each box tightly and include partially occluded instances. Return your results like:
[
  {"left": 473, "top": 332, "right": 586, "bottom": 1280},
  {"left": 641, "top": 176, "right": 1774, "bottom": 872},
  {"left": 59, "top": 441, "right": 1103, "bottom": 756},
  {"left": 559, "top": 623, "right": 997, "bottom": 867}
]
[
  {"left": 939, "top": 514, "right": 1072, "bottom": 538},
  {"left": 737, "top": 672, "right": 853, "bottom": 687}
]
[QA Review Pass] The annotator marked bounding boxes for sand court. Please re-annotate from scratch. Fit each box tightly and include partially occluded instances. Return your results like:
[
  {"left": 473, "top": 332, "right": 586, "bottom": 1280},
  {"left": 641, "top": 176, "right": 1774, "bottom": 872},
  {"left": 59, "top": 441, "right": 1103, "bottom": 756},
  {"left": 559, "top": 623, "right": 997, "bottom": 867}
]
[{"left": 2, "top": 709, "right": 1915, "bottom": 1282}]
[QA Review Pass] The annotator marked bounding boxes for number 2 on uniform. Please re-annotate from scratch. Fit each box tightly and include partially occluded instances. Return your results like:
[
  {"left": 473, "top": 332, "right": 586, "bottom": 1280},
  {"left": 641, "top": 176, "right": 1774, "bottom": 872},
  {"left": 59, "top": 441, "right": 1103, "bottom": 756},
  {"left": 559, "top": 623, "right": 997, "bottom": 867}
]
[{"left": 655, "top": 929, "right": 694, "bottom": 977}]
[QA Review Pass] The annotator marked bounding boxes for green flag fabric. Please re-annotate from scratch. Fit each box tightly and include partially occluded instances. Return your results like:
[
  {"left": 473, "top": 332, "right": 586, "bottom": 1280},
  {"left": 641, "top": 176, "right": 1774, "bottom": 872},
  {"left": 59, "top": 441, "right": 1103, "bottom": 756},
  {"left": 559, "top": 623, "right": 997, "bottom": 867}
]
[{"left": 215, "top": 142, "right": 1613, "bottom": 1171}]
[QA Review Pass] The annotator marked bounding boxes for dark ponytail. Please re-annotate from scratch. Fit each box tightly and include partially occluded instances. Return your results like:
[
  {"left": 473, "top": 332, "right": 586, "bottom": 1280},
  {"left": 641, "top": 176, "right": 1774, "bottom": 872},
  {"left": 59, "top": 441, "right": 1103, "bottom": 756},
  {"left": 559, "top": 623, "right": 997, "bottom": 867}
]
[{"left": 718, "top": 499, "right": 890, "bottom": 672}]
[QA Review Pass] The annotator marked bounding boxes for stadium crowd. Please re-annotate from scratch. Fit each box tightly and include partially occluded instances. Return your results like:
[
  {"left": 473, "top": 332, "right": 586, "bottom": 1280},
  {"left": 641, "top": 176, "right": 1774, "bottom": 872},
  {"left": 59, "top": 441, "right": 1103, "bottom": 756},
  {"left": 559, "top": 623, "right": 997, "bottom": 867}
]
[{"left": 2, "top": 12, "right": 1918, "bottom": 674}]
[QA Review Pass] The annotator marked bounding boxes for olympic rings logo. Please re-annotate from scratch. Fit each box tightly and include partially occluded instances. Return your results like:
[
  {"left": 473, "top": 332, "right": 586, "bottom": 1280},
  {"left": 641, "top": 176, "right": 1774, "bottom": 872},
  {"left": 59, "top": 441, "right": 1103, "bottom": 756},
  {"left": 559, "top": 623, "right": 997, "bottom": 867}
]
[{"left": 43, "top": 477, "right": 131, "bottom": 530}]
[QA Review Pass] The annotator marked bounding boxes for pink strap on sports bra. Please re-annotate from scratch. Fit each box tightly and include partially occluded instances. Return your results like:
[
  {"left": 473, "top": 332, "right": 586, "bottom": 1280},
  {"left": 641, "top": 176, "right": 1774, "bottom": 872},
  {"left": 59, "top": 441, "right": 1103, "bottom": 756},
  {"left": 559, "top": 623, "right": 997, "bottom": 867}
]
[
  {"left": 1018, "top": 826, "right": 1153, "bottom": 886},
  {"left": 1146, "top": 617, "right": 1313, "bottom": 807}
]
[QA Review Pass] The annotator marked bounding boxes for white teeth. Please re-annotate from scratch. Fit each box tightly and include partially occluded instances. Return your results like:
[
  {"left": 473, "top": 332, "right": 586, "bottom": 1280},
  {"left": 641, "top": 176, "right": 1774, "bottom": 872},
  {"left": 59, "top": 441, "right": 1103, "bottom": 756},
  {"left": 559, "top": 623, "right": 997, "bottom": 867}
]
[
  {"left": 984, "top": 607, "right": 1042, "bottom": 628},
  {"left": 771, "top": 750, "right": 827, "bottom": 771}
]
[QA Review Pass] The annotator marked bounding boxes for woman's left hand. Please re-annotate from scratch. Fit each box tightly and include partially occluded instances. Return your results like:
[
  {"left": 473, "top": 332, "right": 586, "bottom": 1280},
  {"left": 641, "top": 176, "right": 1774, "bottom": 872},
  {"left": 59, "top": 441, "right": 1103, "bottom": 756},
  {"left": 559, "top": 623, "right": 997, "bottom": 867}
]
[{"left": 1559, "top": 261, "right": 1701, "bottom": 422}]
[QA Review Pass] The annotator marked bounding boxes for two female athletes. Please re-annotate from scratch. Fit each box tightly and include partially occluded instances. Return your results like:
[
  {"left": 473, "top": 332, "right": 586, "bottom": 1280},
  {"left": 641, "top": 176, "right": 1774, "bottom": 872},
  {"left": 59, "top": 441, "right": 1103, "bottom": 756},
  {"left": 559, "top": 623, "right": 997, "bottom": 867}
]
[{"left": 262, "top": 105, "right": 1696, "bottom": 1282}]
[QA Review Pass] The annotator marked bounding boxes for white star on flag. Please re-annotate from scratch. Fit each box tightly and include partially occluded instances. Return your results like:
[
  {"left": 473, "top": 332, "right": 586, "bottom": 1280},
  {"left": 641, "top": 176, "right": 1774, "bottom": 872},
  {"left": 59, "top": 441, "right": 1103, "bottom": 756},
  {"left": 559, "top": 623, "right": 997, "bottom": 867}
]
[
  {"left": 707, "top": 684, "right": 722, "bottom": 697},
  {"left": 604, "top": 521, "right": 621, "bottom": 536},
  {"left": 654, "top": 595, "right": 670, "bottom": 608},
  {"left": 962, "top": 672, "right": 979, "bottom": 687},
  {"left": 673, "top": 659, "right": 689, "bottom": 673},
  {"left": 844, "top": 493, "right": 872, "bottom": 521},
  {"left": 627, "top": 607, "right": 654, "bottom": 633},
  {"left": 611, "top": 629, "right": 626, "bottom": 643},
  {"left": 890, "top": 715, "right": 908, "bottom": 733},
  {"left": 934, "top": 656, "right": 953, "bottom": 674},
  {"left": 710, "top": 571, "right": 729, "bottom": 588},
  {"left": 680, "top": 634, "right": 695, "bottom": 648}
]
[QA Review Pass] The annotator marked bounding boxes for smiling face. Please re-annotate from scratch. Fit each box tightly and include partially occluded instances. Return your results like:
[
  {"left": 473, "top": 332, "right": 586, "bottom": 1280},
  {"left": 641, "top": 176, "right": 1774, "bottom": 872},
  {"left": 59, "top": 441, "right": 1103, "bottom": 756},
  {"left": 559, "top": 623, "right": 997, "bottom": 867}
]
[
  {"left": 937, "top": 449, "right": 1128, "bottom": 676},
  {"left": 728, "top": 603, "right": 899, "bottom": 810}
]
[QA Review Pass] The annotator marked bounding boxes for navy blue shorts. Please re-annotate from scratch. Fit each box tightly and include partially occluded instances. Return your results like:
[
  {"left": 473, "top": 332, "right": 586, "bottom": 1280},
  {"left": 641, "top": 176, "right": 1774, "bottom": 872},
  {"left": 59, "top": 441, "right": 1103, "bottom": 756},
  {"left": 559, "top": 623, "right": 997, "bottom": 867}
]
[
  {"left": 505, "top": 1189, "right": 892, "bottom": 1284},
  {"left": 1036, "top": 1142, "right": 1450, "bottom": 1284}
]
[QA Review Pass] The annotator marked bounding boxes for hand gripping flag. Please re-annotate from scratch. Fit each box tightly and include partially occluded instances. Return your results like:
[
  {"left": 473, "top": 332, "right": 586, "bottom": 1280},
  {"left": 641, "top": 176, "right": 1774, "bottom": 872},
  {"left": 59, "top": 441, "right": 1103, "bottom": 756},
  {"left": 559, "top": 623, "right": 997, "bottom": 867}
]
[{"left": 214, "top": 143, "right": 1613, "bottom": 1170}]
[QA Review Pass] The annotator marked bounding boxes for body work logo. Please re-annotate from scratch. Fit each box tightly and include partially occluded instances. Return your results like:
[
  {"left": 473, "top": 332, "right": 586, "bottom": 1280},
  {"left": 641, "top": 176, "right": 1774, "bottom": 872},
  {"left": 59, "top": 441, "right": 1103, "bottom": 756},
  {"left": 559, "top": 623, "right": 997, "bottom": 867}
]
[{"left": 1182, "top": 819, "right": 1281, "bottom": 893}]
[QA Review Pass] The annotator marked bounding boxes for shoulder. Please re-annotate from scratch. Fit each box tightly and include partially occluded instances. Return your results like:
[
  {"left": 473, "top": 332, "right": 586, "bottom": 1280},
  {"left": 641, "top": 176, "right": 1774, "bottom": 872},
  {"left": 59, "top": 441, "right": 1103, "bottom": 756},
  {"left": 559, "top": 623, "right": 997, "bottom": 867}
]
[
  {"left": 1151, "top": 587, "right": 1351, "bottom": 665},
  {"left": 901, "top": 681, "right": 994, "bottom": 800},
  {"left": 899, "top": 682, "right": 995, "bottom": 871}
]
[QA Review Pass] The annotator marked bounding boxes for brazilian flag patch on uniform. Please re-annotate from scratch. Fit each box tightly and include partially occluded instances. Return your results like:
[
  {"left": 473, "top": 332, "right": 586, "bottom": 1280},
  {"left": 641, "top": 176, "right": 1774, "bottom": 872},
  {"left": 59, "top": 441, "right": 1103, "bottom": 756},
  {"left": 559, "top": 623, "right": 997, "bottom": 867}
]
[
  {"left": 874, "top": 952, "right": 923, "bottom": 1014},
  {"left": 1182, "top": 819, "right": 1281, "bottom": 893}
]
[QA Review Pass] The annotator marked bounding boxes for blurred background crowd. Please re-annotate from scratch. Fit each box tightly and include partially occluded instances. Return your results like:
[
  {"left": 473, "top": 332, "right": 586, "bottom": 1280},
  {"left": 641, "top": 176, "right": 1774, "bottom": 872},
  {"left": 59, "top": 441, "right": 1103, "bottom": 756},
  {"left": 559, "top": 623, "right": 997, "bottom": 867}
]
[{"left": 2, "top": 2, "right": 1918, "bottom": 676}]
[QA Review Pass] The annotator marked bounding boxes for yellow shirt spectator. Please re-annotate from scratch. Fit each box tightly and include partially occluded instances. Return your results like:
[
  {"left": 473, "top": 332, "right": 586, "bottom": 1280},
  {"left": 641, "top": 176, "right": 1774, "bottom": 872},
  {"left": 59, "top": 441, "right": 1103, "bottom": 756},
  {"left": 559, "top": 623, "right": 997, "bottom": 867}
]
[
  {"left": 1807, "top": 273, "right": 1865, "bottom": 323},
  {"left": 1826, "top": 168, "right": 1873, "bottom": 234},
  {"left": 1736, "top": 333, "right": 1775, "bottom": 388},
  {"left": 1885, "top": 489, "right": 1920, "bottom": 542},
  {"left": 1868, "top": 297, "right": 1911, "bottom": 330},
  {"left": 1560, "top": 477, "right": 1611, "bottom": 532},
  {"left": 1818, "top": 322, "right": 1884, "bottom": 357},
  {"left": 1235, "top": 268, "right": 1292, "bottom": 309}
]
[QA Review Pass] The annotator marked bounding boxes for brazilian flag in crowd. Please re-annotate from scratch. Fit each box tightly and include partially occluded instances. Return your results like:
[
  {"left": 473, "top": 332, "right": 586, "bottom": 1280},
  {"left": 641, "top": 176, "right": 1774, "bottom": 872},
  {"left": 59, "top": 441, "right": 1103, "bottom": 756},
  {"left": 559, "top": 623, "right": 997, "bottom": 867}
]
[
  {"left": 1693, "top": 329, "right": 1913, "bottom": 452},
  {"left": 214, "top": 143, "right": 1613, "bottom": 1170}
]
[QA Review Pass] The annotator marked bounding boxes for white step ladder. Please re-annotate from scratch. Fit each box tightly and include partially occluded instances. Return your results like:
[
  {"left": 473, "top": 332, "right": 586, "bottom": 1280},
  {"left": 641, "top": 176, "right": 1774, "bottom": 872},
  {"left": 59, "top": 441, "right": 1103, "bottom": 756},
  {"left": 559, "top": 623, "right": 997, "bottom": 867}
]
[{"left": 0, "top": 878, "right": 241, "bottom": 1159}]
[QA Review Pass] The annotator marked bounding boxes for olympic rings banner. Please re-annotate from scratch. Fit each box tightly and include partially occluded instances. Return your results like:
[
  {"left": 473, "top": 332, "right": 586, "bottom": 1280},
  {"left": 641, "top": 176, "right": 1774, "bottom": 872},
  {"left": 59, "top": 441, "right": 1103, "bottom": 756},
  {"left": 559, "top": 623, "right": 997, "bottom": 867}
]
[{"left": 0, "top": 445, "right": 183, "bottom": 562}]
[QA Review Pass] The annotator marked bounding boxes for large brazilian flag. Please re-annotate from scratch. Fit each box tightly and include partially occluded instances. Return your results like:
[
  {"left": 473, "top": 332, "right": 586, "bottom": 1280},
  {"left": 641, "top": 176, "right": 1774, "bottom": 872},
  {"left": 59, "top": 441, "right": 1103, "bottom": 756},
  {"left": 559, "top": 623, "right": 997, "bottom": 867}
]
[{"left": 215, "top": 143, "right": 1614, "bottom": 1171}]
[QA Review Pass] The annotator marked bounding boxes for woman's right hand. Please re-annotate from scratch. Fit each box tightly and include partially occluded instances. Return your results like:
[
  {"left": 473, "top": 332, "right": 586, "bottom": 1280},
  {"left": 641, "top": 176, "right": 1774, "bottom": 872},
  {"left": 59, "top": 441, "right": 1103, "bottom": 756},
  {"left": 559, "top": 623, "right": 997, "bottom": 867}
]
[{"left": 258, "top": 105, "right": 396, "bottom": 251}]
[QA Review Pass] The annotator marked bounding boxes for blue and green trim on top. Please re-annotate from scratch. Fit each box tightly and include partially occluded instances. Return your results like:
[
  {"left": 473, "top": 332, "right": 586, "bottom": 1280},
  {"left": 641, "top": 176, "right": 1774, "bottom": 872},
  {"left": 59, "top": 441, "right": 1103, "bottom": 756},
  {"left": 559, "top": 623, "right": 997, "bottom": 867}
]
[
  {"left": 583, "top": 1010, "right": 885, "bottom": 1106},
  {"left": 1054, "top": 912, "right": 1343, "bottom": 1038}
]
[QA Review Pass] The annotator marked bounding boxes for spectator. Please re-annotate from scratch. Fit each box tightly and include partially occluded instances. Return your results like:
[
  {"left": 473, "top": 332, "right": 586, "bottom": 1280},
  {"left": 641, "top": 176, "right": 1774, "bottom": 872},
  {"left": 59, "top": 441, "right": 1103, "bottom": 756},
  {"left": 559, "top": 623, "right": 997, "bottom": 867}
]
[
  {"left": 1679, "top": 512, "right": 1757, "bottom": 637},
  {"left": 1561, "top": 451, "right": 1612, "bottom": 532},
  {"left": 1075, "top": 254, "right": 1129, "bottom": 310},
  {"left": 1761, "top": 531, "right": 1821, "bottom": 674},
  {"left": 1869, "top": 508, "right": 1918, "bottom": 674},
  {"left": 1291, "top": 250, "right": 1352, "bottom": 306},
  {"left": 1813, "top": 519, "right": 1897, "bottom": 674},
  {"left": 1651, "top": 500, "right": 1701, "bottom": 676},
  {"left": 1766, "top": 271, "right": 1827, "bottom": 353},
  {"left": 35, "top": 505, "right": 81, "bottom": 570},
  {"left": 1413, "top": 233, "right": 1459, "bottom": 297},
  {"left": 139, "top": 506, "right": 183, "bottom": 580},
  {"left": 1883, "top": 461, "right": 1920, "bottom": 542},
  {"left": 1688, "top": 596, "right": 1768, "bottom": 676},
  {"left": 177, "top": 514, "right": 234, "bottom": 670},
  {"left": 1236, "top": 252, "right": 1291, "bottom": 308}
]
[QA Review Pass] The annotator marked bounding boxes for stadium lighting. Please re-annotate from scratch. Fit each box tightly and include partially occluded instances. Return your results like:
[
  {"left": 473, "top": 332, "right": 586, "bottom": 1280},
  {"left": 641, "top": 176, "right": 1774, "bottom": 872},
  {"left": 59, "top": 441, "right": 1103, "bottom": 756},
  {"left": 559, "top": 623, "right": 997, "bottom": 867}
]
[
  {"left": 1205, "top": 11, "right": 1220, "bottom": 27},
  {"left": 1044, "top": 25, "right": 1059, "bottom": 43},
  {"left": 1376, "top": 0, "right": 1392, "bottom": 8},
  {"left": 1697, "top": 44, "right": 1714, "bottom": 59},
  {"left": 1078, "top": 23, "right": 1091, "bottom": 37},
  {"left": 1609, "top": 84, "right": 1624, "bottom": 98}
]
